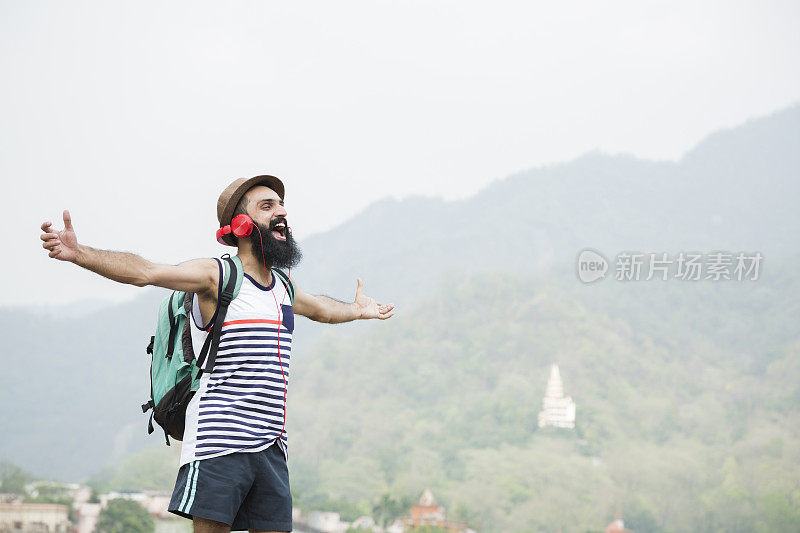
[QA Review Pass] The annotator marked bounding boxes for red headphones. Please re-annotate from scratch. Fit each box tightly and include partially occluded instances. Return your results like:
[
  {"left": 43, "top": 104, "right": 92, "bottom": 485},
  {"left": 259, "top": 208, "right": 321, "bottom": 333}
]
[{"left": 216, "top": 214, "right": 254, "bottom": 246}]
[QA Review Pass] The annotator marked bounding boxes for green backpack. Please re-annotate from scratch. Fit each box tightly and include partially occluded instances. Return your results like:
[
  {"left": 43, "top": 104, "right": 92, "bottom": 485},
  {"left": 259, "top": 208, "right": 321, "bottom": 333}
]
[{"left": 141, "top": 255, "right": 296, "bottom": 444}]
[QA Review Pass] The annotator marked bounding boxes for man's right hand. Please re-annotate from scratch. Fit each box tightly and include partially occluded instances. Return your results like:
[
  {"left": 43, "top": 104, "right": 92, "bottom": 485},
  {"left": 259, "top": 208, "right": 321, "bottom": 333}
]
[
  {"left": 39, "top": 210, "right": 219, "bottom": 306},
  {"left": 41, "top": 210, "right": 79, "bottom": 262}
]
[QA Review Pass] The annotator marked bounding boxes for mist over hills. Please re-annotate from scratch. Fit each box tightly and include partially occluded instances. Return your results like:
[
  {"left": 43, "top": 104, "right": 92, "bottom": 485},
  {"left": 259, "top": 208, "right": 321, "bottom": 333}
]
[
  {"left": 293, "top": 104, "right": 800, "bottom": 309},
  {"left": 2, "top": 104, "right": 799, "bottom": 530},
  {"left": 0, "top": 290, "right": 164, "bottom": 477}
]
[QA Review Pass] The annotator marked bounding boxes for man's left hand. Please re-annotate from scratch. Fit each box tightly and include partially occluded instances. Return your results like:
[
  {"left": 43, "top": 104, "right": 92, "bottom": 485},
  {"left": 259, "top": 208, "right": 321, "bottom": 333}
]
[{"left": 354, "top": 278, "right": 395, "bottom": 320}]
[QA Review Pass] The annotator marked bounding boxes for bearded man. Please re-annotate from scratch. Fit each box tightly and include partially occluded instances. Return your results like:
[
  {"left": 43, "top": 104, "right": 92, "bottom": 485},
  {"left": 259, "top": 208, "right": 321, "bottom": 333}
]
[{"left": 40, "top": 175, "right": 395, "bottom": 533}]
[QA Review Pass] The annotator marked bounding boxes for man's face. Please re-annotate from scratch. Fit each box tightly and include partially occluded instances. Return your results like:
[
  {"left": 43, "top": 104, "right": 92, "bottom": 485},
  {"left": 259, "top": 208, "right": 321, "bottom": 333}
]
[{"left": 242, "top": 185, "right": 302, "bottom": 269}]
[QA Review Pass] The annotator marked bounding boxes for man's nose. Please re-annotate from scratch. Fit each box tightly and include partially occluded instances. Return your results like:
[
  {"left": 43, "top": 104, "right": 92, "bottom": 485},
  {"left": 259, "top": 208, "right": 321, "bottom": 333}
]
[{"left": 275, "top": 204, "right": 288, "bottom": 218}]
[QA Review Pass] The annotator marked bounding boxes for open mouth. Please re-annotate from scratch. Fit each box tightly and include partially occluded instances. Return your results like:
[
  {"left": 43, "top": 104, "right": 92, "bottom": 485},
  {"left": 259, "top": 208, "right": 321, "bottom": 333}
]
[{"left": 271, "top": 221, "right": 287, "bottom": 241}]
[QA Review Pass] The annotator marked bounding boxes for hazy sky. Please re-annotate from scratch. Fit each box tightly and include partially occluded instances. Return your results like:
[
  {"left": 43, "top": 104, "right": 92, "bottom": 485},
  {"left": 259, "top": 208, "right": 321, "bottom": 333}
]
[{"left": 2, "top": 0, "right": 799, "bottom": 306}]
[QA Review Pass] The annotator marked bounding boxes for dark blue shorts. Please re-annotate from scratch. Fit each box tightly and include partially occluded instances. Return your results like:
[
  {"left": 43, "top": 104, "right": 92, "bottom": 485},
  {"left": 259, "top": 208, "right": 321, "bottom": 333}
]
[{"left": 168, "top": 442, "right": 292, "bottom": 531}]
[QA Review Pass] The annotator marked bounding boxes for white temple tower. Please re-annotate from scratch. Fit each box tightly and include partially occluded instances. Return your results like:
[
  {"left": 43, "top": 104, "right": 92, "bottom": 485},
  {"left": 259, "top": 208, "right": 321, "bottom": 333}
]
[{"left": 537, "top": 364, "right": 576, "bottom": 429}]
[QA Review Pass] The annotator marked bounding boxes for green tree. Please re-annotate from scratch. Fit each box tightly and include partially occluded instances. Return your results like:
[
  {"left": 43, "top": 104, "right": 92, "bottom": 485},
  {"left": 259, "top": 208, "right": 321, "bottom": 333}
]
[
  {"left": 26, "top": 482, "right": 72, "bottom": 505},
  {"left": 372, "top": 493, "right": 407, "bottom": 528},
  {"left": 755, "top": 491, "right": 800, "bottom": 532},
  {"left": 95, "top": 498, "right": 154, "bottom": 533},
  {"left": 0, "top": 462, "right": 34, "bottom": 494}
]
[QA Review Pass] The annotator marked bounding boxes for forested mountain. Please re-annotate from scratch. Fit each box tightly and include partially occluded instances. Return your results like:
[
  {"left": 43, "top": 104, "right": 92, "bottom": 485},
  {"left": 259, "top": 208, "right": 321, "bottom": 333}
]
[
  {"left": 282, "top": 253, "right": 800, "bottom": 532},
  {"left": 2, "top": 104, "right": 799, "bottom": 532}
]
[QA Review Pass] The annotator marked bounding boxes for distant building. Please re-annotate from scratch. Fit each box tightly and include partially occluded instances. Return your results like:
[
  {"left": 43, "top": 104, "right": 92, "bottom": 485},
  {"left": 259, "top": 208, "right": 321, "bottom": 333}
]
[
  {"left": 68, "top": 485, "right": 92, "bottom": 507},
  {"left": 537, "top": 363, "right": 576, "bottom": 429},
  {"left": 100, "top": 491, "right": 147, "bottom": 506},
  {"left": 307, "top": 510, "right": 349, "bottom": 533},
  {"left": 350, "top": 515, "right": 377, "bottom": 531},
  {"left": 0, "top": 502, "right": 70, "bottom": 532},
  {"left": 141, "top": 492, "right": 173, "bottom": 520},
  {"left": 400, "top": 489, "right": 474, "bottom": 533},
  {"left": 385, "top": 518, "right": 405, "bottom": 533},
  {"left": 409, "top": 489, "right": 445, "bottom": 524},
  {"left": 0, "top": 483, "right": 186, "bottom": 533},
  {"left": 74, "top": 502, "right": 101, "bottom": 533}
]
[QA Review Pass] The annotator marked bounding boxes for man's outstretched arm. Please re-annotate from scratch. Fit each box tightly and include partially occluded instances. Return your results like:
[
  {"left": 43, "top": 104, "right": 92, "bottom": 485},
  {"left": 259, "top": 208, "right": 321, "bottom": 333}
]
[
  {"left": 40, "top": 209, "right": 218, "bottom": 294},
  {"left": 294, "top": 279, "right": 395, "bottom": 324}
]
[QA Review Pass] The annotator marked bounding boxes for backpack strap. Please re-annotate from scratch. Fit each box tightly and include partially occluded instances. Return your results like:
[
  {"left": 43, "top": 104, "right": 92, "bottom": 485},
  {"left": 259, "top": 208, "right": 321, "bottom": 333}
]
[
  {"left": 272, "top": 267, "right": 295, "bottom": 305},
  {"left": 196, "top": 256, "right": 240, "bottom": 374},
  {"left": 229, "top": 255, "right": 244, "bottom": 299},
  {"left": 166, "top": 293, "right": 178, "bottom": 358}
]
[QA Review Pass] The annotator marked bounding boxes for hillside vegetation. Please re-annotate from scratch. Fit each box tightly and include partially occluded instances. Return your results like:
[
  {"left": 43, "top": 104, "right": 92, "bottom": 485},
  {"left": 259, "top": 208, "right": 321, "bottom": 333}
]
[
  {"left": 3, "top": 105, "right": 800, "bottom": 532},
  {"left": 285, "top": 255, "right": 800, "bottom": 532}
]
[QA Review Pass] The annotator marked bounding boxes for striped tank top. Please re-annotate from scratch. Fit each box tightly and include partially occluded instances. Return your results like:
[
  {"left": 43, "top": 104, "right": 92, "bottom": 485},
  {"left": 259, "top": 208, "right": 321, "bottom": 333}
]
[{"left": 180, "top": 257, "right": 293, "bottom": 467}]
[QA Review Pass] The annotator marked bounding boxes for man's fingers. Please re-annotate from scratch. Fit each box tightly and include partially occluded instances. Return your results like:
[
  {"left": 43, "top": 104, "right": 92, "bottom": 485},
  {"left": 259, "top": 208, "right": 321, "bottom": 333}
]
[
  {"left": 63, "top": 209, "right": 73, "bottom": 230},
  {"left": 40, "top": 233, "right": 59, "bottom": 241},
  {"left": 380, "top": 310, "right": 395, "bottom": 320},
  {"left": 355, "top": 278, "right": 364, "bottom": 296},
  {"left": 43, "top": 240, "right": 59, "bottom": 250},
  {"left": 48, "top": 248, "right": 60, "bottom": 258},
  {"left": 41, "top": 221, "right": 53, "bottom": 232}
]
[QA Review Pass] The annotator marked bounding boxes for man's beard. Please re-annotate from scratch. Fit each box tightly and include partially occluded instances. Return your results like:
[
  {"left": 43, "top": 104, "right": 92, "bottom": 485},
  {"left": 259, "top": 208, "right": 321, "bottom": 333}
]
[{"left": 247, "top": 220, "right": 303, "bottom": 270}]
